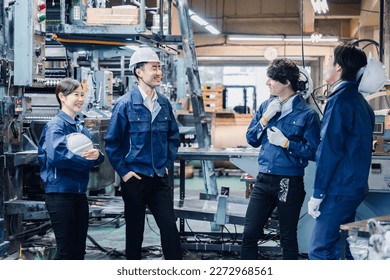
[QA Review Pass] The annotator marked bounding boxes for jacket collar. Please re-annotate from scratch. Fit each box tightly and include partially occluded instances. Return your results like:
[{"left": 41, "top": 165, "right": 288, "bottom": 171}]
[
  {"left": 58, "top": 110, "right": 79, "bottom": 125},
  {"left": 328, "top": 80, "right": 358, "bottom": 98},
  {"left": 131, "top": 86, "right": 165, "bottom": 106}
]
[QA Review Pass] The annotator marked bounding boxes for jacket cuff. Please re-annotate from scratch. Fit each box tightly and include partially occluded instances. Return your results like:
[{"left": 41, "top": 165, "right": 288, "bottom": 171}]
[
  {"left": 118, "top": 167, "right": 128, "bottom": 178},
  {"left": 313, "top": 189, "right": 325, "bottom": 199}
]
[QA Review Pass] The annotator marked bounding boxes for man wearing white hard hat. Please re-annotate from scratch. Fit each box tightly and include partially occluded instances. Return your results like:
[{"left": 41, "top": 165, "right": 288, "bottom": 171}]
[{"left": 105, "top": 47, "right": 182, "bottom": 260}]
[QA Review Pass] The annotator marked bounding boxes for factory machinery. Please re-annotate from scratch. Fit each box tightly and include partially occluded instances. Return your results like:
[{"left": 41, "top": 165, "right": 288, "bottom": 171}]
[{"left": 1, "top": 0, "right": 390, "bottom": 260}]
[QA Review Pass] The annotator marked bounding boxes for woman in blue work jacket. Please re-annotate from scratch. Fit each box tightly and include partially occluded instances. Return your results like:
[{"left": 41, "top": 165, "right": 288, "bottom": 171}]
[
  {"left": 241, "top": 58, "right": 321, "bottom": 260},
  {"left": 38, "top": 78, "right": 104, "bottom": 260}
]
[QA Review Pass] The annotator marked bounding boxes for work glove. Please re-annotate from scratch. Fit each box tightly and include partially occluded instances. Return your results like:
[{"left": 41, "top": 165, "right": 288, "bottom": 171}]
[
  {"left": 261, "top": 98, "right": 281, "bottom": 125},
  {"left": 267, "top": 126, "right": 289, "bottom": 148},
  {"left": 307, "top": 196, "right": 323, "bottom": 219}
]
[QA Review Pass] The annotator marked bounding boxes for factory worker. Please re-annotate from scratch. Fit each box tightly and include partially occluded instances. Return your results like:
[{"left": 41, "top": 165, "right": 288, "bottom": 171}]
[
  {"left": 308, "top": 43, "right": 375, "bottom": 260},
  {"left": 241, "top": 58, "right": 321, "bottom": 260},
  {"left": 38, "top": 78, "right": 104, "bottom": 259},
  {"left": 104, "top": 47, "right": 182, "bottom": 260}
]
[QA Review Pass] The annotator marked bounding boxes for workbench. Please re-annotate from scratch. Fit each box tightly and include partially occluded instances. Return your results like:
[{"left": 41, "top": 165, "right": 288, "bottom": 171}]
[{"left": 340, "top": 215, "right": 390, "bottom": 259}]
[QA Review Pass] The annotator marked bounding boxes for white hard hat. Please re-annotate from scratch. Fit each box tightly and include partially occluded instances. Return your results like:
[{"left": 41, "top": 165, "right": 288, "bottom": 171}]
[
  {"left": 66, "top": 133, "right": 93, "bottom": 156},
  {"left": 129, "top": 47, "right": 163, "bottom": 69},
  {"left": 358, "top": 57, "right": 387, "bottom": 95}
]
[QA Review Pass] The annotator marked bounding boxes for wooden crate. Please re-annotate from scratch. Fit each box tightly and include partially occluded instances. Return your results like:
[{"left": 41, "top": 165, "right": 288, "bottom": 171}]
[
  {"left": 202, "top": 90, "right": 223, "bottom": 100},
  {"left": 202, "top": 84, "right": 224, "bottom": 91},
  {"left": 86, "top": 7, "right": 139, "bottom": 25},
  {"left": 211, "top": 112, "right": 253, "bottom": 148},
  {"left": 203, "top": 99, "right": 223, "bottom": 112}
]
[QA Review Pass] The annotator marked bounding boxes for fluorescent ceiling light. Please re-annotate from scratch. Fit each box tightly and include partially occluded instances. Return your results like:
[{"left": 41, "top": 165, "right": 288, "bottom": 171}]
[
  {"left": 228, "top": 35, "right": 284, "bottom": 41},
  {"left": 229, "top": 34, "right": 337, "bottom": 43},
  {"left": 191, "top": 14, "right": 208, "bottom": 26},
  {"left": 311, "top": 0, "right": 329, "bottom": 14},
  {"left": 284, "top": 36, "right": 338, "bottom": 42},
  {"left": 188, "top": 9, "right": 220, "bottom": 35},
  {"left": 205, "top": 25, "right": 220, "bottom": 35},
  {"left": 188, "top": 9, "right": 208, "bottom": 26},
  {"left": 311, "top": 32, "right": 322, "bottom": 43},
  {"left": 284, "top": 37, "right": 311, "bottom": 42}
]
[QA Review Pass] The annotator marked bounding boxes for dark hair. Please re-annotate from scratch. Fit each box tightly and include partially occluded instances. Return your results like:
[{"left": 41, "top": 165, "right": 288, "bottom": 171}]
[
  {"left": 55, "top": 78, "right": 81, "bottom": 108},
  {"left": 133, "top": 62, "right": 146, "bottom": 80},
  {"left": 333, "top": 43, "right": 367, "bottom": 81},
  {"left": 267, "top": 58, "right": 300, "bottom": 92}
]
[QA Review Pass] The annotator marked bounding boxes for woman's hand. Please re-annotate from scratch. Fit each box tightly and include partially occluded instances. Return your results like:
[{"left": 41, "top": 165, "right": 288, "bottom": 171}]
[{"left": 82, "top": 148, "right": 100, "bottom": 160}]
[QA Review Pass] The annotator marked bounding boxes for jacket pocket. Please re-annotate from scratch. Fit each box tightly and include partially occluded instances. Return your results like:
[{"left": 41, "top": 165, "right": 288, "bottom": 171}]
[{"left": 281, "top": 118, "right": 305, "bottom": 139}]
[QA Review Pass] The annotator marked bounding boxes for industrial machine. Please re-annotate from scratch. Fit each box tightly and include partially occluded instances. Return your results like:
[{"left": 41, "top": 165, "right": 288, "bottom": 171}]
[
  {"left": 0, "top": 0, "right": 185, "bottom": 257},
  {"left": 1, "top": 0, "right": 390, "bottom": 260}
]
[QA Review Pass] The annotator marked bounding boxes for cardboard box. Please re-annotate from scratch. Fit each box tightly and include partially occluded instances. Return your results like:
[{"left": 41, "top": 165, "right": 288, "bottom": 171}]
[
  {"left": 211, "top": 112, "right": 253, "bottom": 148},
  {"left": 86, "top": 7, "right": 139, "bottom": 25}
]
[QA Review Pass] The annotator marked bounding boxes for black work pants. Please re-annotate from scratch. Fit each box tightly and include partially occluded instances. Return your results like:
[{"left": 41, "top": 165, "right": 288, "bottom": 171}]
[
  {"left": 241, "top": 172, "right": 306, "bottom": 260},
  {"left": 121, "top": 174, "right": 182, "bottom": 260},
  {"left": 45, "top": 193, "right": 89, "bottom": 260}
]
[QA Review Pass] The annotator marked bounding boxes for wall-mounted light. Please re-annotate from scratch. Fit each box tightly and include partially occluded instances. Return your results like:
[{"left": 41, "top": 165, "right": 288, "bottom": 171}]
[
  {"left": 311, "top": 0, "right": 329, "bottom": 14},
  {"left": 189, "top": 9, "right": 220, "bottom": 35}
]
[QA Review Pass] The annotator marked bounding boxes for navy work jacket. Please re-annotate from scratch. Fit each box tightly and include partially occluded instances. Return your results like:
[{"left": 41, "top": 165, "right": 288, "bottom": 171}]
[
  {"left": 38, "top": 110, "right": 104, "bottom": 194},
  {"left": 313, "top": 81, "right": 375, "bottom": 198},
  {"left": 247, "top": 94, "right": 321, "bottom": 176},
  {"left": 104, "top": 87, "right": 179, "bottom": 178}
]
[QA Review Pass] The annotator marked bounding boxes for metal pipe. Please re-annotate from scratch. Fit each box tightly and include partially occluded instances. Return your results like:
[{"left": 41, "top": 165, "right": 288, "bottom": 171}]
[
  {"left": 60, "top": 0, "right": 65, "bottom": 26},
  {"left": 159, "top": 0, "right": 163, "bottom": 36},
  {"left": 379, "top": 0, "right": 384, "bottom": 62},
  {"left": 168, "top": 0, "right": 172, "bottom": 35},
  {"left": 138, "top": 0, "right": 146, "bottom": 32}
]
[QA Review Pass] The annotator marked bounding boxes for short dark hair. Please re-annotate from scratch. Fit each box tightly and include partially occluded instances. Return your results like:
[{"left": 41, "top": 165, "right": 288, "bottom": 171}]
[
  {"left": 55, "top": 78, "right": 81, "bottom": 109},
  {"left": 133, "top": 62, "right": 146, "bottom": 80},
  {"left": 333, "top": 43, "right": 367, "bottom": 81},
  {"left": 267, "top": 58, "right": 300, "bottom": 92}
]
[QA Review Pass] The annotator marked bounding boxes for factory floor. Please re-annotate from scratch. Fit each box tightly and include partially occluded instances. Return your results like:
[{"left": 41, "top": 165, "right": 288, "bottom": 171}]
[
  {"left": 4, "top": 171, "right": 287, "bottom": 260},
  {"left": 82, "top": 173, "right": 270, "bottom": 261}
]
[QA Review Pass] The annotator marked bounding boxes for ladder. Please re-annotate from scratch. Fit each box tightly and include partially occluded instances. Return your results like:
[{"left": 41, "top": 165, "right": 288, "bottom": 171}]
[{"left": 176, "top": 0, "right": 218, "bottom": 198}]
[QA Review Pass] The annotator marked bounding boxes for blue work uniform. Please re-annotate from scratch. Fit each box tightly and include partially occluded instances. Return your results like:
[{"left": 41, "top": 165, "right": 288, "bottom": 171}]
[
  {"left": 104, "top": 86, "right": 182, "bottom": 260},
  {"left": 38, "top": 110, "right": 104, "bottom": 194},
  {"left": 247, "top": 94, "right": 321, "bottom": 175},
  {"left": 242, "top": 94, "right": 321, "bottom": 260},
  {"left": 38, "top": 110, "right": 104, "bottom": 260},
  {"left": 104, "top": 86, "right": 179, "bottom": 178},
  {"left": 309, "top": 81, "right": 375, "bottom": 260}
]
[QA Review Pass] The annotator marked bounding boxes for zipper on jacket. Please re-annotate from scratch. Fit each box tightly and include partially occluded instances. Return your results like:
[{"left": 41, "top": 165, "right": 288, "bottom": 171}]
[
  {"left": 54, "top": 167, "right": 57, "bottom": 179},
  {"left": 150, "top": 116, "right": 155, "bottom": 177}
]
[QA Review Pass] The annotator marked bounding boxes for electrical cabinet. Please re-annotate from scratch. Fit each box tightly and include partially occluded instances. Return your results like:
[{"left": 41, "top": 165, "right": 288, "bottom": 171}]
[{"left": 14, "top": 0, "right": 46, "bottom": 87}]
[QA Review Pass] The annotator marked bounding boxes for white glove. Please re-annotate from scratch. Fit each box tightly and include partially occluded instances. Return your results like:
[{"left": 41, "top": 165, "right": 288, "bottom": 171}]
[
  {"left": 261, "top": 99, "right": 281, "bottom": 124},
  {"left": 267, "top": 126, "right": 289, "bottom": 148},
  {"left": 308, "top": 196, "right": 323, "bottom": 219}
]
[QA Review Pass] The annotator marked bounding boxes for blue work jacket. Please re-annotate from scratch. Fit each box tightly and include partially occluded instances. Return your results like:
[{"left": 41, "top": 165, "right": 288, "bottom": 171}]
[
  {"left": 104, "top": 87, "right": 179, "bottom": 178},
  {"left": 313, "top": 81, "right": 375, "bottom": 198},
  {"left": 38, "top": 110, "right": 104, "bottom": 194},
  {"left": 247, "top": 94, "right": 321, "bottom": 176}
]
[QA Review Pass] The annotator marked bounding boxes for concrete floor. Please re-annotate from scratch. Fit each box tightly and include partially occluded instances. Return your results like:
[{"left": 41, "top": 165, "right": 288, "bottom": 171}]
[
  {"left": 83, "top": 175, "right": 255, "bottom": 260},
  {"left": 3, "top": 174, "right": 285, "bottom": 260}
]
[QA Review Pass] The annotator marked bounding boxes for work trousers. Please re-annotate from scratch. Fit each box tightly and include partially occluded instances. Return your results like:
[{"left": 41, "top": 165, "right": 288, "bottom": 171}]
[
  {"left": 241, "top": 172, "right": 306, "bottom": 260},
  {"left": 308, "top": 194, "right": 366, "bottom": 260},
  {"left": 121, "top": 173, "right": 182, "bottom": 260},
  {"left": 45, "top": 193, "right": 89, "bottom": 260}
]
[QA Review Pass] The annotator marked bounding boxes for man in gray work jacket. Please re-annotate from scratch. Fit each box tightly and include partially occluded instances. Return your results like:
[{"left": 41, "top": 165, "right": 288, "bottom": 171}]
[{"left": 105, "top": 47, "right": 182, "bottom": 260}]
